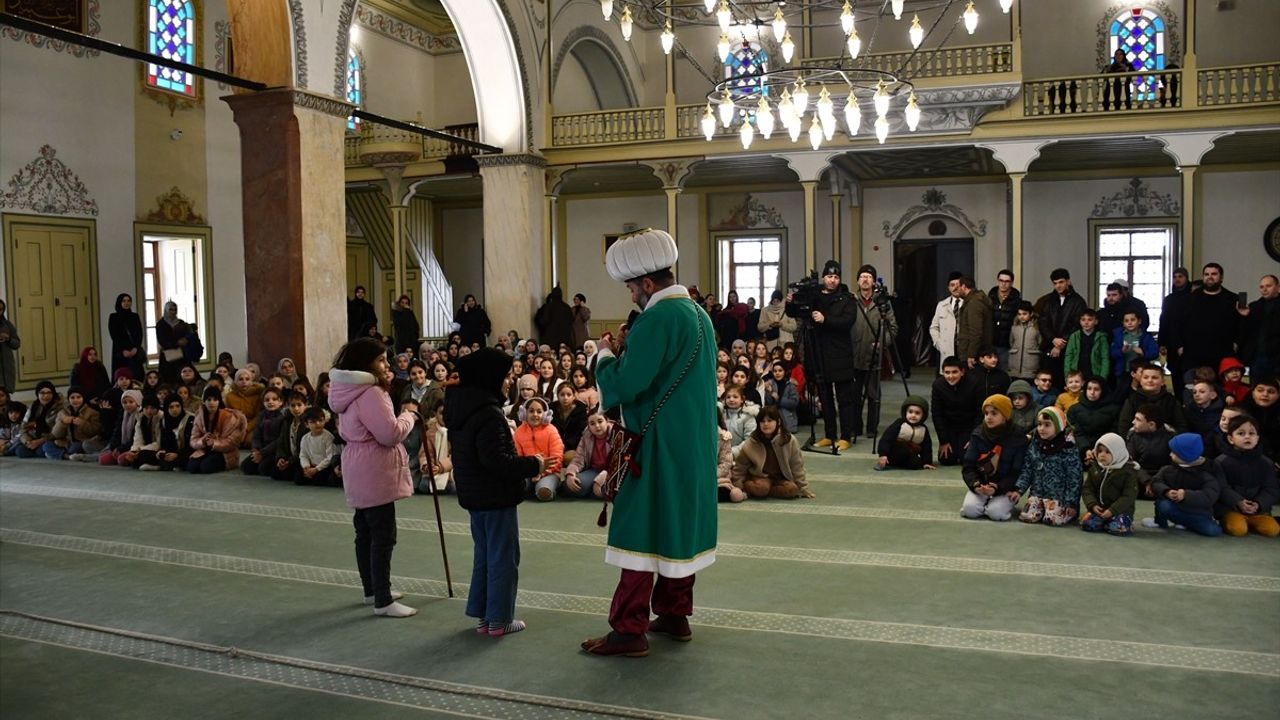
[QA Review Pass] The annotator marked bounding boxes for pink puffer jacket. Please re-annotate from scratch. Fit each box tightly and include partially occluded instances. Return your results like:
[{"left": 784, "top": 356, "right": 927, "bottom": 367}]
[{"left": 328, "top": 369, "right": 416, "bottom": 509}]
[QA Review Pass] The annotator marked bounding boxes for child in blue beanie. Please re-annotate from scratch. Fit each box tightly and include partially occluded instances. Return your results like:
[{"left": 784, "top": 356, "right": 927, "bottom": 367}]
[{"left": 1142, "top": 433, "right": 1224, "bottom": 536}]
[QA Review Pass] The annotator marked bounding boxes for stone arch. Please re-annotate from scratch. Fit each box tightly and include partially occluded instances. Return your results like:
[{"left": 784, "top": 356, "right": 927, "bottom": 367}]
[
  {"left": 226, "top": 0, "right": 300, "bottom": 89},
  {"left": 552, "top": 26, "right": 638, "bottom": 109}
]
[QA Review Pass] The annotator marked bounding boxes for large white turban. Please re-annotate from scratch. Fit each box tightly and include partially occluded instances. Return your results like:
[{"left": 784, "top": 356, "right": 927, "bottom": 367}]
[{"left": 605, "top": 228, "right": 678, "bottom": 283}]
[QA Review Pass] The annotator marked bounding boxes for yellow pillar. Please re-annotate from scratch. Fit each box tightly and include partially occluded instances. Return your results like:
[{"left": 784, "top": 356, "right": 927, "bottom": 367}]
[
  {"left": 544, "top": 193, "right": 559, "bottom": 288},
  {"left": 1181, "top": 165, "right": 1201, "bottom": 271},
  {"left": 665, "top": 187, "right": 680, "bottom": 278},
  {"left": 848, "top": 204, "right": 862, "bottom": 270},
  {"left": 390, "top": 203, "right": 407, "bottom": 300},
  {"left": 802, "top": 180, "right": 817, "bottom": 270},
  {"left": 1009, "top": 172, "right": 1026, "bottom": 285},
  {"left": 829, "top": 191, "right": 843, "bottom": 264}
]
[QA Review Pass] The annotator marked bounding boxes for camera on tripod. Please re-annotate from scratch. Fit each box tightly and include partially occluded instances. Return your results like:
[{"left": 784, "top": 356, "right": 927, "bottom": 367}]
[
  {"left": 869, "top": 281, "right": 894, "bottom": 312},
  {"left": 785, "top": 270, "right": 822, "bottom": 318}
]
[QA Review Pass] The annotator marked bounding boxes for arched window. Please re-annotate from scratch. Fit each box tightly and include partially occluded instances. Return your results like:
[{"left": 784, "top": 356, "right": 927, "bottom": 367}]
[
  {"left": 346, "top": 46, "right": 363, "bottom": 132},
  {"left": 725, "top": 40, "right": 769, "bottom": 98},
  {"left": 1109, "top": 8, "right": 1165, "bottom": 99},
  {"left": 145, "top": 0, "right": 198, "bottom": 97}
]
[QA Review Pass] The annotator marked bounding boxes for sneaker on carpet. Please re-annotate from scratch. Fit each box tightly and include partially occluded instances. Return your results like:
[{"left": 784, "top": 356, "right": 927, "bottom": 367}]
[
  {"left": 814, "top": 438, "right": 833, "bottom": 448},
  {"left": 138, "top": 464, "right": 160, "bottom": 471},
  {"left": 66, "top": 453, "right": 83, "bottom": 462},
  {"left": 836, "top": 439, "right": 852, "bottom": 452},
  {"left": 363, "top": 590, "right": 404, "bottom": 606},
  {"left": 488, "top": 619, "right": 526, "bottom": 637},
  {"left": 1140, "top": 517, "right": 1164, "bottom": 529},
  {"left": 373, "top": 601, "right": 417, "bottom": 618}
]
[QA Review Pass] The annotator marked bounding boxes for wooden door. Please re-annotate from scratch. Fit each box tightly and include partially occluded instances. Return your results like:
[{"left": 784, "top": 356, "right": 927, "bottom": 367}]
[{"left": 3, "top": 216, "right": 97, "bottom": 385}]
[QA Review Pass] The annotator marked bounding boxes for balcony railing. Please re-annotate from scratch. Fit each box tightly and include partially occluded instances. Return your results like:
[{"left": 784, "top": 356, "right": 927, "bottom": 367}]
[
  {"left": 550, "top": 106, "right": 666, "bottom": 147},
  {"left": 809, "top": 42, "right": 1013, "bottom": 79},
  {"left": 1024, "top": 69, "right": 1183, "bottom": 116},
  {"left": 344, "top": 121, "right": 482, "bottom": 167},
  {"left": 1198, "top": 62, "right": 1280, "bottom": 107}
]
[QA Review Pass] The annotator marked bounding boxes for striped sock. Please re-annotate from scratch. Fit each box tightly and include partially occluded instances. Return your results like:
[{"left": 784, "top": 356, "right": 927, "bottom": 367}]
[
  {"left": 487, "top": 619, "right": 526, "bottom": 637},
  {"left": 476, "top": 619, "right": 489, "bottom": 634}
]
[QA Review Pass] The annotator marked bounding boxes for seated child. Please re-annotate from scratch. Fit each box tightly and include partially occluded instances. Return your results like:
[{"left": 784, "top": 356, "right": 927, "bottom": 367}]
[
  {"left": 959, "top": 395, "right": 1028, "bottom": 521},
  {"left": 272, "top": 393, "right": 309, "bottom": 481},
  {"left": 1006, "top": 380, "right": 1038, "bottom": 436},
  {"left": 15, "top": 382, "right": 63, "bottom": 459},
  {"left": 1070, "top": 376, "right": 1119, "bottom": 462},
  {"left": 1030, "top": 370, "right": 1058, "bottom": 409},
  {"left": 418, "top": 395, "right": 454, "bottom": 494},
  {"left": 512, "top": 397, "right": 564, "bottom": 501},
  {"left": 45, "top": 386, "right": 103, "bottom": 460},
  {"left": 92, "top": 389, "right": 140, "bottom": 465},
  {"left": 505, "top": 374, "right": 538, "bottom": 428},
  {"left": 762, "top": 361, "right": 800, "bottom": 433},
  {"left": 1011, "top": 407, "right": 1082, "bottom": 526},
  {"left": 144, "top": 396, "right": 193, "bottom": 471},
  {"left": 1105, "top": 358, "right": 1145, "bottom": 409},
  {"left": 731, "top": 406, "right": 812, "bottom": 500},
  {"left": 127, "top": 395, "right": 164, "bottom": 469},
  {"left": 971, "top": 347, "right": 1011, "bottom": 399},
  {"left": 1119, "top": 362, "right": 1186, "bottom": 432},
  {"left": 1241, "top": 377, "right": 1279, "bottom": 467},
  {"left": 1142, "top": 433, "right": 1223, "bottom": 536},
  {"left": 1127, "top": 404, "right": 1176, "bottom": 497},
  {"left": 875, "top": 396, "right": 934, "bottom": 471},
  {"left": 1054, "top": 371, "right": 1085, "bottom": 415},
  {"left": 1007, "top": 301, "right": 1041, "bottom": 381},
  {"left": 932, "top": 357, "right": 980, "bottom": 466},
  {"left": 715, "top": 408, "right": 746, "bottom": 502},
  {"left": 1218, "top": 357, "right": 1250, "bottom": 406},
  {"left": 1183, "top": 380, "right": 1224, "bottom": 452},
  {"left": 2, "top": 401, "right": 28, "bottom": 456},
  {"left": 563, "top": 412, "right": 615, "bottom": 499},
  {"left": 187, "top": 386, "right": 248, "bottom": 474},
  {"left": 1110, "top": 310, "right": 1156, "bottom": 382},
  {"left": 720, "top": 385, "right": 758, "bottom": 458},
  {"left": 1080, "top": 433, "right": 1139, "bottom": 536},
  {"left": 1213, "top": 414, "right": 1279, "bottom": 537},
  {"left": 242, "top": 387, "right": 285, "bottom": 476},
  {"left": 1208, "top": 405, "right": 1244, "bottom": 460},
  {"left": 296, "top": 407, "right": 339, "bottom": 486},
  {"left": 730, "top": 367, "right": 763, "bottom": 407},
  {"left": 551, "top": 383, "right": 588, "bottom": 464},
  {"left": 1065, "top": 310, "right": 1110, "bottom": 383}
]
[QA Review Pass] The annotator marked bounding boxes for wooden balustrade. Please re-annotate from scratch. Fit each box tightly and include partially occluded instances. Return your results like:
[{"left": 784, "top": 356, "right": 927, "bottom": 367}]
[
  {"left": 674, "top": 104, "right": 738, "bottom": 139},
  {"left": 550, "top": 107, "right": 666, "bottom": 147},
  {"left": 344, "top": 122, "right": 481, "bottom": 166},
  {"left": 809, "top": 42, "right": 1013, "bottom": 78},
  {"left": 1198, "top": 62, "right": 1280, "bottom": 106},
  {"left": 1024, "top": 69, "right": 1183, "bottom": 116}
]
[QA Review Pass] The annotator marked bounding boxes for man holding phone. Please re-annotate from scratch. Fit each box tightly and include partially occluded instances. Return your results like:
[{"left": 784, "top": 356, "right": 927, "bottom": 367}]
[
  {"left": 1239, "top": 274, "right": 1280, "bottom": 380},
  {"left": 1173, "top": 263, "right": 1242, "bottom": 381}
]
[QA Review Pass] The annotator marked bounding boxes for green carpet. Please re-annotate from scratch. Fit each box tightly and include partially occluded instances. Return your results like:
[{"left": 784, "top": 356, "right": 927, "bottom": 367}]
[{"left": 2, "top": 376, "right": 1277, "bottom": 719}]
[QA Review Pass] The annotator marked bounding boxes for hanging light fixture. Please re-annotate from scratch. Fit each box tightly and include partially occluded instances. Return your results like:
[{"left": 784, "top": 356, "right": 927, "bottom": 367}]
[
  {"left": 600, "top": 0, "right": 613, "bottom": 21},
  {"left": 808, "top": 116, "right": 823, "bottom": 150},
  {"left": 1000, "top": 0, "right": 1014, "bottom": 13},
  {"left": 771, "top": 7, "right": 787, "bottom": 41},
  {"left": 875, "top": 115, "right": 889, "bottom": 144},
  {"left": 792, "top": 78, "right": 810, "bottom": 117},
  {"left": 704, "top": 0, "right": 717, "bottom": 13},
  {"left": 844, "top": 97, "right": 861, "bottom": 136},
  {"left": 873, "top": 80, "right": 890, "bottom": 119},
  {"left": 846, "top": 27, "right": 861, "bottom": 59},
  {"left": 718, "top": 88, "right": 736, "bottom": 127},
  {"left": 816, "top": 85, "right": 835, "bottom": 130},
  {"left": 661, "top": 22, "right": 675, "bottom": 54},
  {"left": 963, "top": 2, "right": 979, "bottom": 34},
  {"left": 740, "top": 121, "right": 755, "bottom": 149},
  {"left": 756, "top": 95, "right": 775, "bottom": 139},
  {"left": 701, "top": 103, "right": 717, "bottom": 141},
  {"left": 780, "top": 31, "right": 795, "bottom": 63},
  {"left": 909, "top": 14, "right": 924, "bottom": 49},
  {"left": 892, "top": 0, "right": 905, "bottom": 20},
  {"left": 904, "top": 92, "right": 921, "bottom": 131},
  {"left": 716, "top": 0, "right": 732, "bottom": 32},
  {"left": 620, "top": 5, "right": 633, "bottom": 40},
  {"left": 839, "top": 2, "right": 855, "bottom": 35},
  {"left": 778, "top": 88, "right": 795, "bottom": 130},
  {"left": 717, "top": 33, "right": 731, "bottom": 61},
  {"left": 788, "top": 118, "right": 802, "bottom": 143}
]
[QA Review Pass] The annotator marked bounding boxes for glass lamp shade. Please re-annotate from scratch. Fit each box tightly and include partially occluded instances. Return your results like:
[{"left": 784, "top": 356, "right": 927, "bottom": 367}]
[
  {"left": 840, "top": 2, "right": 855, "bottom": 34},
  {"left": 718, "top": 89, "right": 736, "bottom": 128},
  {"left": 875, "top": 115, "right": 889, "bottom": 144},
  {"left": 905, "top": 93, "right": 921, "bottom": 131},
  {"left": 772, "top": 7, "right": 787, "bottom": 41},
  {"left": 847, "top": 28, "right": 861, "bottom": 59},
  {"left": 756, "top": 96, "right": 775, "bottom": 139},
  {"left": 1000, "top": 0, "right": 1014, "bottom": 13},
  {"left": 778, "top": 88, "right": 795, "bottom": 130},
  {"left": 718, "top": 33, "right": 731, "bottom": 61},
  {"left": 601, "top": 0, "right": 613, "bottom": 21},
  {"left": 844, "top": 99, "right": 861, "bottom": 136},
  {"left": 816, "top": 85, "right": 835, "bottom": 127},
  {"left": 716, "top": 0, "right": 731, "bottom": 32},
  {"left": 909, "top": 14, "right": 924, "bottom": 49},
  {"left": 873, "top": 81, "right": 890, "bottom": 118},
  {"left": 781, "top": 31, "right": 795, "bottom": 63},
  {"left": 704, "top": 0, "right": 716, "bottom": 12},
  {"left": 620, "top": 6, "right": 633, "bottom": 40},
  {"left": 808, "top": 117, "right": 823, "bottom": 150},
  {"left": 661, "top": 23, "right": 675, "bottom": 54},
  {"left": 788, "top": 117, "right": 802, "bottom": 143},
  {"left": 792, "top": 80, "right": 810, "bottom": 117},
  {"left": 701, "top": 104, "right": 717, "bottom": 141},
  {"left": 740, "top": 121, "right": 754, "bottom": 149},
  {"left": 963, "top": 2, "right": 979, "bottom": 34},
  {"left": 892, "top": 0, "right": 905, "bottom": 20}
]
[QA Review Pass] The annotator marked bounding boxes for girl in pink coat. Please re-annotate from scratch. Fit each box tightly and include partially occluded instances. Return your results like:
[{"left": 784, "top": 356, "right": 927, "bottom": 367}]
[{"left": 328, "top": 338, "right": 419, "bottom": 618}]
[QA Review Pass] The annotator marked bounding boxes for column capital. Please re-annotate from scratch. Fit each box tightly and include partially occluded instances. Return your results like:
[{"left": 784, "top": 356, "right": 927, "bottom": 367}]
[
  {"left": 476, "top": 153, "right": 547, "bottom": 170},
  {"left": 1149, "top": 131, "right": 1229, "bottom": 169},
  {"left": 641, "top": 158, "right": 698, "bottom": 190},
  {"left": 976, "top": 140, "right": 1051, "bottom": 175},
  {"left": 545, "top": 166, "right": 571, "bottom": 196},
  {"left": 777, "top": 152, "right": 838, "bottom": 183}
]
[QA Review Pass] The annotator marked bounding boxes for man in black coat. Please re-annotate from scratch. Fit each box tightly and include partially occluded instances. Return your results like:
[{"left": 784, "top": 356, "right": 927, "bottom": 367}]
[
  {"left": 1175, "top": 263, "right": 1241, "bottom": 380},
  {"left": 988, "top": 269, "right": 1021, "bottom": 371},
  {"left": 1036, "top": 268, "right": 1088, "bottom": 386},
  {"left": 347, "top": 286, "right": 378, "bottom": 342},
  {"left": 1097, "top": 281, "right": 1148, "bottom": 336},
  {"left": 1240, "top": 274, "right": 1280, "bottom": 380},
  {"left": 787, "top": 260, "right": 857, "bottom": 450},
  {"left": 1159, "top": 267, "right": 1191, "bottom": 389}
]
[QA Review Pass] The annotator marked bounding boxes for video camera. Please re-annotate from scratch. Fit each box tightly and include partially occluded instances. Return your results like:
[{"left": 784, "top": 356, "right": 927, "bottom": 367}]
[{"left": 785, "top": 271, "right": 822, "bottom": 318}]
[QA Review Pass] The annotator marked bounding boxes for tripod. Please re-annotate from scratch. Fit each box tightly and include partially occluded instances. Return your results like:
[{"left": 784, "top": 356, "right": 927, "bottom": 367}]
[
  {"left": 795, "top": 317, "right": 840, "bottom": 456},
  {"left": 855, "top": 293, "right": 911, "bottom": 443}
]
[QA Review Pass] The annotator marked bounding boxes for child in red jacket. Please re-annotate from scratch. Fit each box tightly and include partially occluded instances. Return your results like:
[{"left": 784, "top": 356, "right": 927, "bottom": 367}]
[{"left": 513, "top": 397, "right": 564, "bottom": 501}]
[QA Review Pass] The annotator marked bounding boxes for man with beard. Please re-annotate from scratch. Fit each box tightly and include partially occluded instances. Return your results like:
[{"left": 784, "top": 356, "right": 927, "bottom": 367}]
[
  {"left": 1239, "top": 274, "right": 1280, "bottom": 380},
  {"left": 1159, "top": 267, "right": 1191, "bottom": 387},
  {"left": 988, "top": 269, "right": 1021, "bottom": 371},
  {"left": 789, "top": 260, "right": 858, "bottom": 450},
  {"left": 849, "top": 265, "right": 898, "bottom": 439},
  {"left": 1174, "top": 263, "right": 1241, "bottom": 381},
  {"left": 954, "top": 276, "right": 994, "bottom": 369},
  {"left": 1097, "top": 280, "right": 1149, "bottom": 336},
  {"left": 1036, "top": 268, "right": 1088, "bottom": 387}
]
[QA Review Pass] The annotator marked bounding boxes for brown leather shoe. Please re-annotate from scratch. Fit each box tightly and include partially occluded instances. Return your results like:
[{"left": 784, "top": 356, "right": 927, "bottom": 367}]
[
  {"left": 647, "top": 615, "right": 692, "bottom": 641},
  {"left": 581, "top": 632, "right": 649, "bottom": 657}
]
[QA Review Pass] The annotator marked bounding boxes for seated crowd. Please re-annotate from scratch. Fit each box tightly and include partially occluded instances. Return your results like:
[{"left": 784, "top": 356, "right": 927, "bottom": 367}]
[{"left": 1, "top": 265, "right": 1276, "bottom": 542}]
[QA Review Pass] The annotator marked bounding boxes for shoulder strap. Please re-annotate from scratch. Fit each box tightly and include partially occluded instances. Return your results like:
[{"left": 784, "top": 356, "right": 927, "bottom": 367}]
[{"left": 637, "top": 303, "right": 705, "bottom": 436}]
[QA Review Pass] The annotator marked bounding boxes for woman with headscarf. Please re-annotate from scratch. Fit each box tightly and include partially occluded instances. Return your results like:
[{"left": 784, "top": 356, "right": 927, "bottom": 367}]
[
  {"left": 0, "top": 299, "right": 20, "bottom": 392},
  {"left": 454, "top": 294, "right": 492, "bottom": 348},
  {"left": 155, "top": 301, "right": 190, "bottom": 385},
  {"left": 390, "top": 294, "right": 421, "bottom": 355},
  {"left": 348, "top": 286, "right": 378, "bottom": 342},
  {"left": 67, "top": 346, "right": 111, "bottom": 404},
  {"left": 108, "top": 293, "right": 145, "bottom": 381},
  {"left": 533, "top": 286, "right": 574, "bottom": 350}
]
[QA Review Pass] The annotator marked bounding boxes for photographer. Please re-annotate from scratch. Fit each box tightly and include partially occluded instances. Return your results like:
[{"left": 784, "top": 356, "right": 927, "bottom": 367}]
[
  {"left": 787, "top": 260, "right": 858, "bottom": 450},
  {"left": 850, "top": 265, "right": 898, "bottom": 440}
]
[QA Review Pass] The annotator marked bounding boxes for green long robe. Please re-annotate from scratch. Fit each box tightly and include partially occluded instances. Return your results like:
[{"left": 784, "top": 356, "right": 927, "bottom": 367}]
[{"left": 595, "top": 286, "right": 718, "bottom": 577}]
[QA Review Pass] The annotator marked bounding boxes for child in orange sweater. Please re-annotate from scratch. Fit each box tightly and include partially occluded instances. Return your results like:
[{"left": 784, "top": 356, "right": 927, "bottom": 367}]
[{"left": 513, "top": 397, "right": 564, "bottom": 501}]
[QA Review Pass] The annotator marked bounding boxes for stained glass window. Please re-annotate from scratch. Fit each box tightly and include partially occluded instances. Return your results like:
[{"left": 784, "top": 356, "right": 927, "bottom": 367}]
[
  {"left": 146, "top": 0, "right": 197, "bottom": 97},
  {"left": 346, "top": 47, "right": 363, "bottom": 132},
  {"left": 725, "top": 41, "right": 769, "bottom": 98},
  {"left": 1109, "top": 8, "right": 1165, "bottom": 100}
]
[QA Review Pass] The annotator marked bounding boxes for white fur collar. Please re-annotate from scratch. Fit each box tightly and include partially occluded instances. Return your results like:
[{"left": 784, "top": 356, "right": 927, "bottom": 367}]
[
  {"left": 328, "top": 368, "right": 376, "bottom": 385},
  {"left": 644, "top": 284, "right": 690, "bottom": 311}
]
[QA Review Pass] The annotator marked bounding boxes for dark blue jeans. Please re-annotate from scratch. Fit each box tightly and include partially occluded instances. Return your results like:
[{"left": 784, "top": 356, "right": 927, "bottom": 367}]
[
  {"left": 353, "top": 502, "right": 398, "bottom": 607},
  {"left": 466, "top": 507, "right": 520, "bottom": 625},
  {"left": 1154, "top": 499, "right": 1222, "bottom": 537}
]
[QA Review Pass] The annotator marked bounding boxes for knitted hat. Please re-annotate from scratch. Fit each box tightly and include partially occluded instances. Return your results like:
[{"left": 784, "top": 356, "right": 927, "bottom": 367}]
[
  {"left": 65, "top": 385, "right": 85, "bottom": 399},
  {"left": 1037, "top": 406, "right": 1067, "bottom": 436},
  {"left": 515, "top": 373, "right": 538, "bottom": 392},
  {"left": 112, "top": 367, "right": 133, "bottom": 382},
  {"left": 1094, "top": 433, "right": 1130, "bottom": 469},
  {"left": 605, "top": 228, "right": 678, "bottom": 283},
  {"left": 1169, "top": 432, "right": 1204, "bottom": 463},
  {"left": 456, "top": 347, "right": 514, "bottom": 398},
  {"left": 121, "top": 389, "right": 143, "bottom": 406},
  {"left": 982, "top": 394, "right": 1013, "bottom": 421},
  {"left": 822, "top": 259, "right": 842, "bottom": 278},
  {"left": 900, "top": 395, "right": 929, "bottom": 422},
  {"left": 857, "top": 264, "right": 878, "bottom": 281},
  {"left": 1007, "top": 379, "right": 1034, "bottom": 399}
]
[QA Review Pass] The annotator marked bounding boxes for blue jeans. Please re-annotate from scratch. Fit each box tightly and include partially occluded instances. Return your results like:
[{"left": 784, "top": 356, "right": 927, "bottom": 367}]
[
  {"left": 466, "top": 507, "right": 520, "bottom": 625},
  {"left": 1154, "top": 499, "right": 1222, "bottom": 537},
  {"left": 527, "top": 474, "right": 560, "bottom": 501},
  {"left": 40, "top": 440, "right": 85, "bottom": 460},
  {"left": 13, "top": 442, "right": 43, "bottom": 458},
  {"left": 562, "top": 468, "right": 602, "bottom": 498}
]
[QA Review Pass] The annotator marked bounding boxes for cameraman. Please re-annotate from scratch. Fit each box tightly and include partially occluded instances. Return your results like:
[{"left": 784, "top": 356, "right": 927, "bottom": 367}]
[
  {"left": 850, "top": 265, "right": 898, "bottom": 440},
  {"left": 788, "top": 260, "right": 858, "bottom": 450}
]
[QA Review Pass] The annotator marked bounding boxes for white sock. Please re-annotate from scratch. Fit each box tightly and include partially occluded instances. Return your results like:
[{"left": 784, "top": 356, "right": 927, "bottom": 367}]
[
  {"left": 363, "top": 590, "right": 404, "bottom": 606},
  {"left": 373, "top": 601, "right": 417, "bottom": 618}
]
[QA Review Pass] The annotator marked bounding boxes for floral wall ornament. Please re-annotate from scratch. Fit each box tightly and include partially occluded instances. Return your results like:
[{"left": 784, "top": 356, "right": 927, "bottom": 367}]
[
  {"left": 0, "top": 144, "right": 99, "bottom": 216},
  {"left": 1, "top": 0, "right": 101, "bottom": 57},
  {"left": 213, "top": 19, "right": 229, "bottom": 90},
  {"left": 289, "top": 0, "right": 308, "bottom": 89},
  {"left": 144, "top": 186, "right": 206, "bottom": 224},
  {"left": 882, "top": 188, "right": 987, "bottom": 238},
  {"left": 712, "top": 194, "right": 785, "bottom": 230},
  {"left": 355, "top": 4, "right": 462, "bottom": 55},
  {"left": 1091, "top": 177, "right": 1180, "bottom": 217}
]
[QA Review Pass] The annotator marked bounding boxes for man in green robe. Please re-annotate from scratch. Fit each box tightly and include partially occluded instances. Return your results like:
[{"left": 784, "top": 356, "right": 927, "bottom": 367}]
[{"left": 581, "top": 229, "right": 718, "bottom": 658}]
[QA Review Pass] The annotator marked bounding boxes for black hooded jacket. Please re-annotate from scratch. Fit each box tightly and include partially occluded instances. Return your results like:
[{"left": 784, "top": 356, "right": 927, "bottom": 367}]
[{"left": 107, "top": 293, "right": 145, "bottom": 374}]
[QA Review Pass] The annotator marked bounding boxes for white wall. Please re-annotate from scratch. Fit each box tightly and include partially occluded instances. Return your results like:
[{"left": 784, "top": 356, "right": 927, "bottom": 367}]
[
  {"left": 355, "top": 28, "right": 436, "bottom": 124},
  {"left": 432, "top": 51, "right": 479, "bottom": 127},
  {"left": 438, "top": 207, "right": 485, "bottom": 308},
  {"left": 1195, "top": 0, "right": 1280, "bottom": 67},
  {"left": 1200, "top": 169, "right": 1280, "bottom": 288},
  {"left": 562, "top": 194, "right": 667, "bottom": 320},
  {"left": 1022, "top": 0, "right": 1186, "bottom": 78},
  {"left": 552, "top": 54, "right": 600, "bottom": 113}
]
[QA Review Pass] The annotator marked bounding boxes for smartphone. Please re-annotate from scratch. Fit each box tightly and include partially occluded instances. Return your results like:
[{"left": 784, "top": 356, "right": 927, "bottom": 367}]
[{"left": 1238, "top": 291, "right": 1248, "bottom": 307}]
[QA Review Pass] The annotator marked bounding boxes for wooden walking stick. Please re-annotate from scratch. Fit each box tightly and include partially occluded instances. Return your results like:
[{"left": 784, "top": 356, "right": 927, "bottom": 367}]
[{"left": 424, "top": 440, "right": 454, "bottom": 598}]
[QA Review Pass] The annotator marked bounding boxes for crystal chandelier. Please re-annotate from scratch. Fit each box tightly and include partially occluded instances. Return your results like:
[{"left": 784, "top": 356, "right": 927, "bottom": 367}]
[{"left": 599, "top": 1, "right": 1017, "bottom": 147}]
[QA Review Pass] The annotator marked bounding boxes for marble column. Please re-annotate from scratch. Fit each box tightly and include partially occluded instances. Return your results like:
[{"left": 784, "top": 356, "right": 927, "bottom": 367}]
[
  {"left": 1008, "top": 172, "right": 1027, "bottom": 284},
  {"left": 224, "top": 88, "right": 349, "bottom": 378},
  {"left": 477, "top": 153, "right": 546, "bottom": 340},
  {"left": 829, "top": 189, "right": 843, "bottom": 264},
  {"left": 801, "top": 180, "right": 818, "bottom": 271}
]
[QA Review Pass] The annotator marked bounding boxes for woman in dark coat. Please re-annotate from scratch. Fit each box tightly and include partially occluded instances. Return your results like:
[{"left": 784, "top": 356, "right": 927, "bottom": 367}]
[
  {"left": 155, "top": 301, "right": 191, "bottom": 385},
  {"left": 0, "top": 299, "right": 19, "bottom": 391},
  {"left": 390, "top": 294, "right": 421, "bottom": 355},
  {"left": 108, "top": 293, "right": 146, "bottom": 381},
  {"left": 533, "top": 286, "right": 574, "bottom": 350},
  {"left": 454, "top": 294, "right": 491, "bottom": 347},
  {"left": 347, "top": 286, "right": 378, "bottom": 342}
]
